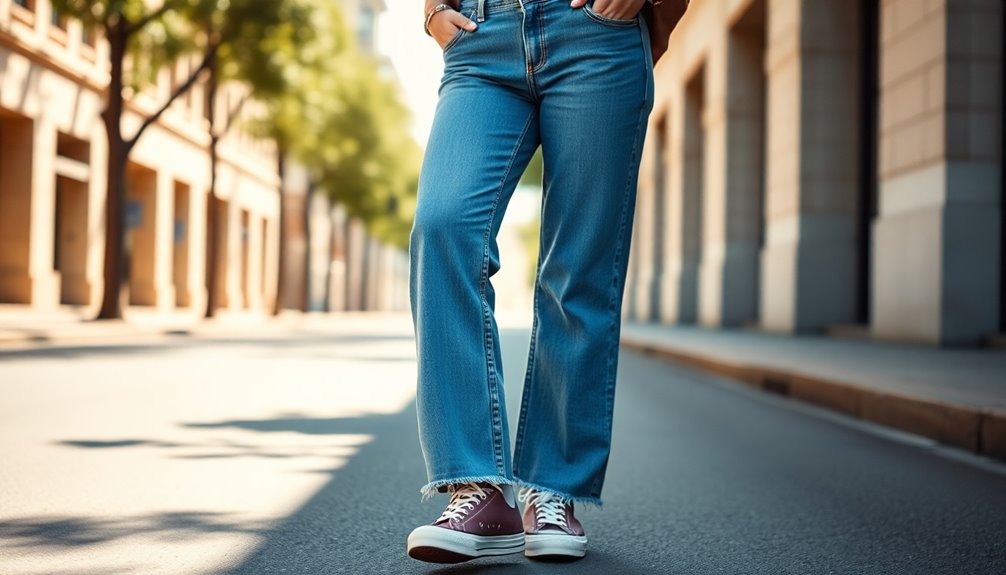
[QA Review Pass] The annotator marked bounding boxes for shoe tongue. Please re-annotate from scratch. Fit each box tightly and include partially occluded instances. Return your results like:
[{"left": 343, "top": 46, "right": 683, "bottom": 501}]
[{"left": 536, "top": 522, "right": 570, "bottom": 533}]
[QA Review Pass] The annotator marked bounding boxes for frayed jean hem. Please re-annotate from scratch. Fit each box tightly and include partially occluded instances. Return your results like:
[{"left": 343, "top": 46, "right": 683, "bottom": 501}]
[
  {"left": 419, "top": 475, "right": 515, "bottom": 501},
  {"left": 514, "top": 477, "right": 604, "bottom": 509}
]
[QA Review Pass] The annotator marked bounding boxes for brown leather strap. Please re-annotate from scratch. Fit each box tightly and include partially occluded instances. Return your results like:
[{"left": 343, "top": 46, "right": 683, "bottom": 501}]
[{"left": 642, "top": 0, "right": 689, "bottom": 65}]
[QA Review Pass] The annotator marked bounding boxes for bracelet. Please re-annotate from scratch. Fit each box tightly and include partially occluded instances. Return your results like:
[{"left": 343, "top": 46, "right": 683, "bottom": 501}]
[{"left": 424, "top": 3, "right": 452, "bottom": 36}]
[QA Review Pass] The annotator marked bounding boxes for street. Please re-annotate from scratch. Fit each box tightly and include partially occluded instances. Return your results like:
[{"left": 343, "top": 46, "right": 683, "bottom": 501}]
[{"left": 1, "top": 314, "right": 1004, "bottom": 575}]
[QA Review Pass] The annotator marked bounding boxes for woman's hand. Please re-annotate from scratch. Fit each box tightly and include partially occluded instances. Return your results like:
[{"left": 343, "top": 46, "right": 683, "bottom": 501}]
[
  {"left": 426, "top": 4, "right": 478, "bottom": 50},
  {"left": 570, "top": 0, "right": 646, "bottom": 20}
]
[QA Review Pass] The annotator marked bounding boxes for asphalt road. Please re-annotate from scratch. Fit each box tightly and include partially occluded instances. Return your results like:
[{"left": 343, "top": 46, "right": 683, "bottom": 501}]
[{"left": 1, "top": 316, "right": 1004, "bottom": 574}]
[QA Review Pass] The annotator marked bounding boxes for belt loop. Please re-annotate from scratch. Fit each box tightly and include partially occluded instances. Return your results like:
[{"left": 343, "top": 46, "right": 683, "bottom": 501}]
[{"left": 477, "top": 0, "right": 486, "bottom": 22}]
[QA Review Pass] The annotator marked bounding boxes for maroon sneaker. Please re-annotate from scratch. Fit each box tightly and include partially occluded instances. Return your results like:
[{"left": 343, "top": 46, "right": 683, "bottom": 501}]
[
  {"left": 518, "top": 487, "right": 588, "bottom": 559},
  {"left": 407, "top": 482, "right": 525, "bottom": 563}
]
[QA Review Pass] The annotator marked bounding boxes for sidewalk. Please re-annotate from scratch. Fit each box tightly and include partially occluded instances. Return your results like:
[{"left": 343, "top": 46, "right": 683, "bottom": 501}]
[
  {"left": 620, "top": 322, "right": 1006, "bottom": 462},
  {"left": 5, "top": 307, "right": 1003, "bottom": 464},
  {"left": 0, "top": 305, "right": 428, "bottom": 347}
]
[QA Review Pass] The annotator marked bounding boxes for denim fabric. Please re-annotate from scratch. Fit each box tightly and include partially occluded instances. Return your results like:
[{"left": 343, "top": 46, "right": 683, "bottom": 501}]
[{"left": 409, "top": 0, "right": 654, "bottom": 506}]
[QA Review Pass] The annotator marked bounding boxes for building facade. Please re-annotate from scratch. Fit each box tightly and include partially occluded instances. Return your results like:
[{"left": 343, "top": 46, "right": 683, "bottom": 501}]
[
  {"left": 625, "top": 0, "right": 1004, "bottom": 346},
  {"left": 0, "top": 0, "right": 281, "bottom": 319},
  {"left": 278, "top": 0, "right": 410, "bottom": 314},
  {"left": 0, "top": 0, "right": 408, "bottom": 321}
]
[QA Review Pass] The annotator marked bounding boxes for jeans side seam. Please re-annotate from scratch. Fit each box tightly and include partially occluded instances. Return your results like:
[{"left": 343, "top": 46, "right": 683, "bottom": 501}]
[
  {"left": 592, "top": 33, "right": 652, "bottom": 498},
  {"left": 480, "top": 109, "right": 537, "bottom": 477}
]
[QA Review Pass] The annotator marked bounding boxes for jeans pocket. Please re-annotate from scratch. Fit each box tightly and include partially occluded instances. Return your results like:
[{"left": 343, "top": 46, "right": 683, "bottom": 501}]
[
  {"left": 582, "top": 2, "right": 639, "bottom": 27},
  {"left": 443, "top": 8, "right": 479, "bottom": 55}
]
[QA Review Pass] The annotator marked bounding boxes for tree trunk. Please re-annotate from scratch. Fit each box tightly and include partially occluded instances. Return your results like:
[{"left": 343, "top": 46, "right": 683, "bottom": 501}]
[
  {"left": 302, "top": 182, "right": 313, "bottom": 312},
  {"left": 95, "top": 22, "right": 129, "bottom": 320},
  {"left": 272, "top": 151, "right": 287, "bottom": 316},
  {"left": 321, "top": 205, "right": 334, "bottom": 313},
  {"left": 204, "top": 50, "right": 220, "bottom": 319}
]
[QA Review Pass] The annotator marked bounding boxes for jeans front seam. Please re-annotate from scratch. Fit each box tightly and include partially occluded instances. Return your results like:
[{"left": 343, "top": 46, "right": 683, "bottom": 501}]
[
  {"left": 516, "top": 0, "right": 540, "bottom": 102},
  {"left": 512, "top": 232, "right": 544, "bottom": 475},
  {"left": 531, "top": 6, "right": 547, "bottom": 73},
  {"left": 481, "top": 108, "right": 537, "bottom": 477}
]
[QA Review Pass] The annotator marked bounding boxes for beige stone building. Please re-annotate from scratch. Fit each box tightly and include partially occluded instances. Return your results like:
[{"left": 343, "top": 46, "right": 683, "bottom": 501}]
[
  {"left": 0, "top": 0, "right": 408, "bottom": 321},
  {"left": 0, "top": 0, "right": 281, "bottom": 319},
  {"left": 626, "top": 0, "right": 1004, "bottom": 346},
  {"left": 278, "top": 0, "right": 411, "bottom": 314}
]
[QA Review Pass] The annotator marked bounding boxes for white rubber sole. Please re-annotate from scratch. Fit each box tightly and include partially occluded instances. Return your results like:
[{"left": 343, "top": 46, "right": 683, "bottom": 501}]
[
  {"left": 524, "top": 532, "right": 588, "bottom": 558},
  {"left": 407, "top": 525, "right": 525, "bottom": 563}
]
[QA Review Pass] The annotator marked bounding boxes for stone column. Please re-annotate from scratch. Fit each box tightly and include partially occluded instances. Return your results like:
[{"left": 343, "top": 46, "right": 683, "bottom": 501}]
[
  {"left": 396, "top": 249, "right": 410, "bottom": 311},
  {"left": 365, "top": 234, "right": 381, "bottom": 310},
  {"left": 28, "top": 115, "right": 60, "bottom": 309},
  {"left": 632, "top": 134, "right": 661, "bottom": 322},
  {"left": 185, "top": 185, "right": 208, "bottom": 315},
  {"left": 328, "top": 205, "right": 348, "bottom": 311},
  {"left": 220, "top": 199, "right": 237, "bottom": 310},
  {"left": 697, "top": 19, "right": 729, "bottom": 327},
  {"left": 0, "top": 115, "right": 35, "bottom": 304},
  {"left": 760, "top": 0, "right": 862, "bottom": 333},
  {"left": 872, "top": 0, "right": 1003, "bottom": 344},
  {"left": 346, "top": 217, "right": 367, "bottom": 311},
  {"left": 622, "top": 208, "right": 640, "bottom": 320},
  {"left": 86, "top": 121, "right": 107, "bottom": 314},
  {"left": 246, "top": 211, "right": 264, "bottom": 311},
  {"left": 697, "top": 1, "right": 766, "bottom": 327},
  {"left": 659, "top": 74, "right": 704, "bottom": 324},
  {"left": 154, "top": 169, "right": 175, "bottom": 310},
  {"left": 262, "top": 213, "right": 280, "bottom": 314}
]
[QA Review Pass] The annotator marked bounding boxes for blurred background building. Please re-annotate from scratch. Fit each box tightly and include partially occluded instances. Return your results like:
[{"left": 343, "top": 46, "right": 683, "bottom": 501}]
[
  {"left": 0, "top": 0, "right": 407, "bottom": 321},
  {"left": 626, "top": 0, "right": 1004, "bottom": 347},
  {"left": 278, "top": 0, "right": 411, "bottom": 314}
]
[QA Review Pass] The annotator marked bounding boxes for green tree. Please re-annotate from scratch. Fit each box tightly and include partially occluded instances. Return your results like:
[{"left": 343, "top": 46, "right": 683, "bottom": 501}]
[
  {"left": 309, "top": 54, "right": 421, "bottom": 249},
  {"left": 253, "top": 1, "right": 421, "bottom": 310},
  {"left": 51, "top": 0, "right": 312, "bottom": 319},
  {"left": 273, "top": 7, "right": 420, "bottom": 240}
]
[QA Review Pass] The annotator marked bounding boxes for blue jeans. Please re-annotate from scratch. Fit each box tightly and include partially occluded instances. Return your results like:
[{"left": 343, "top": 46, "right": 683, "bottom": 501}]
[{"left": 409, "top": 0, "right": 654, "bottom": 506}]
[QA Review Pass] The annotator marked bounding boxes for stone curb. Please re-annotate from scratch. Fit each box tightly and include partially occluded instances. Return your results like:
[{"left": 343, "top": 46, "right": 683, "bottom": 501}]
[{"left": 621, "top": 335, "right": 1006, "bottom": 463}]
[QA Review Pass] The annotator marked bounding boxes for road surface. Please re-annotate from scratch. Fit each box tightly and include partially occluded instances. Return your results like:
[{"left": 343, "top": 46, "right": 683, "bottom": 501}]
[{"left": 1, "top": 314, "right": 1003, "bottom": 574}]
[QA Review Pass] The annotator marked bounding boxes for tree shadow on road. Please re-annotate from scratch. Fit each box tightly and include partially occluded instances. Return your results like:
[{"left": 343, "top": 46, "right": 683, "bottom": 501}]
[
  {"left": 0, "top": 333, "right": 415, "bottom": 361},
  {"left": 204, "top": 403, "right": 647, "bottom": 575},
  {"left": 0, "top": 511, "right": 272, "bottom": 549},
  {"left": 6, "top": 326, "right": 646, "bottom": 575}
]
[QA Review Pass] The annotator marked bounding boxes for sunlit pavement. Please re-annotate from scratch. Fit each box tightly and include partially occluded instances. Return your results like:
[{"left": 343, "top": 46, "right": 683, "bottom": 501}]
[
  {"left": 2, "top": 311, "right": 1005, "bottom": 574},
  {"left": 0, "top": 313, "right": 421, "bottom": 575}
]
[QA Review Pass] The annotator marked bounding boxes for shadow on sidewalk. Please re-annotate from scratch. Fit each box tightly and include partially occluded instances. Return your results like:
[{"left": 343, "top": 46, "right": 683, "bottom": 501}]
[
  {"left": 0, "top": 333, "right": 415, "bottom": 362},
  {"left": 3, "top": 327, "right": 643, "bottom": 574},
  {"left": 208, "top": 389, "right": 642, "bottom": 574}
]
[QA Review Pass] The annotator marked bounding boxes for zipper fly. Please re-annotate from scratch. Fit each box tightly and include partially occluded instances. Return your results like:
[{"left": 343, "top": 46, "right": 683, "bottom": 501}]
[{"left": 517, "top": 0, "right": 540, "bottom": 98}]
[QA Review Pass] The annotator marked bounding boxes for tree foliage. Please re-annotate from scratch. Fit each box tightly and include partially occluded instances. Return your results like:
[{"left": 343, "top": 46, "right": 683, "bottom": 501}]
[
  {"left": 50, "top": 0, "right": 318, "bottom": 318},
  {"left": 255, "top": 1, "right": 421, "bottom": 250},
  {"left": 50, "top": 0, "right": 419, "bottom": 318}
]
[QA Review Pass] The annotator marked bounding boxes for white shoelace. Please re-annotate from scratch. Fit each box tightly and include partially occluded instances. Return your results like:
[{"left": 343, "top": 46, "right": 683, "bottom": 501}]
[
  {"left": 518, "top": 487, "right": 568, "bottom": 528},
  {"left": 437, "top": 482, "right": 489, "bottom": 523}
]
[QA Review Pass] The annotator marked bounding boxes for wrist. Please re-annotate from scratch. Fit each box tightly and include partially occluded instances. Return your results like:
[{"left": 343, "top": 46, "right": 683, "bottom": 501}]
[
  {"left": 425, "top": 0, "right": 456, "bottom": 12},
  {"left": 424, "top": 3, "right": 453, "bottom": 36}
]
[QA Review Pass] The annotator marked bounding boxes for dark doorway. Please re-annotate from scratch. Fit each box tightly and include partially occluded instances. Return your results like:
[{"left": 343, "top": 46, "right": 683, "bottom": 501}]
[{"left": 858, "top": 0, "right": 881, "bottom": 325}]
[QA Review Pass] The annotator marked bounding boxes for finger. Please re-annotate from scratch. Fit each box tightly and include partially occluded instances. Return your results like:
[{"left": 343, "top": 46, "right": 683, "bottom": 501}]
[
  {"left": 447, "top": 10, "right": 478, "bottom": 31},
  {"left": 570, "top": 0, "right": 587, "bottom": 7}
]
